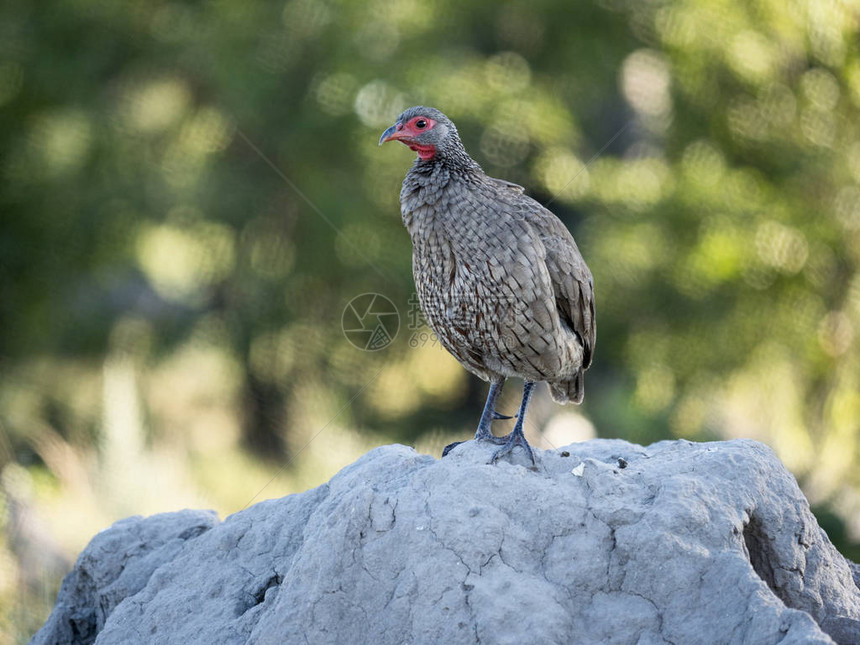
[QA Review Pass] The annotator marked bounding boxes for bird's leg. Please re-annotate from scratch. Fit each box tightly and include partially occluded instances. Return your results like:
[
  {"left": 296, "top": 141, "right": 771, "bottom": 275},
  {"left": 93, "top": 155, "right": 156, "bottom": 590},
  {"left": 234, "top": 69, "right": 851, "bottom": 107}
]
[
  {"left": 474, "top": 379, "right": 509, "bottom": 443},
  {"left": 442, "top": 380, "right": 510, "bottom": 458},
  {"left": 490, "top": 381, "right": 536, "bottom": 466}
]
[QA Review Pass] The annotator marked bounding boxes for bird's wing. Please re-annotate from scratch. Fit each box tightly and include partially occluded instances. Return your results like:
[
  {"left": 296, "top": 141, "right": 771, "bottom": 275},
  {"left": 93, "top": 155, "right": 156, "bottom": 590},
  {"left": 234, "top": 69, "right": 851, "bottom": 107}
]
[
  {"left": 453, "top": 175, "right": 595, "bottom": 374},
  {"left": 504, "top": 190, "right": 596, "bottom": 370}
]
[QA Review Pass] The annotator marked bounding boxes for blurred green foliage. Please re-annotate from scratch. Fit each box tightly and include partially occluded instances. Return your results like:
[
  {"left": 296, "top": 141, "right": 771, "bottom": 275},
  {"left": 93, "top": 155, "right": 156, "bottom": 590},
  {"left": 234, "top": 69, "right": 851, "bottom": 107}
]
[{"left": 2, "top": 0, "right": 860, "bottom": 640}]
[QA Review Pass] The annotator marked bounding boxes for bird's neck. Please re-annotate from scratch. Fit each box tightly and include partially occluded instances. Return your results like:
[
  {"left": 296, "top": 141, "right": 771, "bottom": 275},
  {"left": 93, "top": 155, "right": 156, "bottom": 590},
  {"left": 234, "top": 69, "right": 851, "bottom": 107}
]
[
  {"left": 401, "top": 144, "right": 484, "bottom": 227},
  {"left": 414, "top": 142, "right": 482, "bottom": 176}
]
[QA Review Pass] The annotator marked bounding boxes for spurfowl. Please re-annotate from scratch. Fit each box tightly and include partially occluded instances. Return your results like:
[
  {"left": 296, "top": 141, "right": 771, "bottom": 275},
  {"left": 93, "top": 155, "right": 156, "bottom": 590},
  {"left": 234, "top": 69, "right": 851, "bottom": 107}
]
[{"left": 380, "top": 106, "right": 595, "bottom": 465}]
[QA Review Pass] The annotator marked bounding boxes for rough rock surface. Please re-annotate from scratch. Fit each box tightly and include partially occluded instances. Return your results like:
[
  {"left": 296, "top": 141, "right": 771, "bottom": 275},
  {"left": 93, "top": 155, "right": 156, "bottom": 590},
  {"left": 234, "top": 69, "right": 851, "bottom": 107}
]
[{"left": 32, "top": 439, "right": 860, "bottom": 645}]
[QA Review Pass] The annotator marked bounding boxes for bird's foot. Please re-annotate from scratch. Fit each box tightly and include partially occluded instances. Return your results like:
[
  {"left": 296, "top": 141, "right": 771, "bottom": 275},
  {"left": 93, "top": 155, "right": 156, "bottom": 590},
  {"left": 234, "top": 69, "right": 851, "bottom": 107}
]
[
  {"left": 441, "top": 434, "right": 513, "bottom": 458},
  {"left": 473, "top": 432, "right": 509, "bottom": 445},
  {"left": 443, "top": 425, "right": 514, "bottom": 458},
  {"left": 442, "top": 410, "right": 518, "bottom": 458},
  {"left": 472, "top": 410, "right": 516, "bottom": 444},
  {"left": 490, "top": 431, "right": 535, "bottom": 466}
]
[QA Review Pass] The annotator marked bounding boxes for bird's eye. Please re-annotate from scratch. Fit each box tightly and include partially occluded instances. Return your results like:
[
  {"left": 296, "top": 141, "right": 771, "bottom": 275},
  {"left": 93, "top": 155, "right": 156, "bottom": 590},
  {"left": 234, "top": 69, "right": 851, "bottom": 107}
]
[{"left": 415, "top": 119, "right": 427, "bottom": 129}]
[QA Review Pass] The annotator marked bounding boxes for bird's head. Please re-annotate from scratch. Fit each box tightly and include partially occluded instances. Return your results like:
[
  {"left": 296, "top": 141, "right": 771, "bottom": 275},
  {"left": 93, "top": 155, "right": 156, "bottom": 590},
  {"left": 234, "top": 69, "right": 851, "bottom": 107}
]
[{"left": 378, "top": 106, "right": 459, "bottom": 162}]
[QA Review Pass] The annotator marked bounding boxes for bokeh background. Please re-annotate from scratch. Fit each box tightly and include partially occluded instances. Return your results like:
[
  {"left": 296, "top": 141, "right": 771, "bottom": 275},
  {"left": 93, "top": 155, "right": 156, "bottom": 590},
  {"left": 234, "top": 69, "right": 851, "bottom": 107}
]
[{"left": 3, "top": 0, "right": 860, "bottom": 639}]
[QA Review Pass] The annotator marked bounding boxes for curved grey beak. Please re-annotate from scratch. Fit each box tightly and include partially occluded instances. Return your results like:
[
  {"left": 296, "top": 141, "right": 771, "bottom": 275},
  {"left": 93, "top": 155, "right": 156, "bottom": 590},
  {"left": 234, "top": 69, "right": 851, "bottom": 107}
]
[{"left": 379, "top": 124, "right": 398, "bottom": 145}]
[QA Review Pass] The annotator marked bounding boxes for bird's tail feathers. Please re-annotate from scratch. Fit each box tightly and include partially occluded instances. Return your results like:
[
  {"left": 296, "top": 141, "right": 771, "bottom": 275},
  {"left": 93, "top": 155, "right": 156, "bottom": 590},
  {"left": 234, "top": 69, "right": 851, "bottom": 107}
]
[{"left": 549, "top": 371, "right": 585, "bottom": 405}]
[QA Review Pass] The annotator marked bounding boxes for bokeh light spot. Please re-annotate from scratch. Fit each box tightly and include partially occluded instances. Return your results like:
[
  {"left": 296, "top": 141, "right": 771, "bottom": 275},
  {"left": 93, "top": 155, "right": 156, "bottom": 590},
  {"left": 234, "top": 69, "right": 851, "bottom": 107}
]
[
  {"left": 122, "top": 78, "right": 191, "bottom": 134},
  {"left": 136, "top": 222, "right": 236, "bottom": 304},
  {"left": 354, "top": 80, "right": 406, "bottom": 127},
  {"left": 621, "top": 49, "right": 672, "bottom": 117}
]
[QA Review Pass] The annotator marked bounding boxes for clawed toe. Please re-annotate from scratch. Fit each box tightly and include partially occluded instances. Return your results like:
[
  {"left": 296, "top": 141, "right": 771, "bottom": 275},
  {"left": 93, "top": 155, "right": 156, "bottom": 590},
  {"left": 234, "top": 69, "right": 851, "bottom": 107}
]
[
  {"left": 474, "top": 432, "right": 510, "bottom": 445},
  {"left": 443, "top": 431, "right": 513, "bottom": 458},
  {"left": 490, "top": 432, "right": 535, "bottom": 466}
]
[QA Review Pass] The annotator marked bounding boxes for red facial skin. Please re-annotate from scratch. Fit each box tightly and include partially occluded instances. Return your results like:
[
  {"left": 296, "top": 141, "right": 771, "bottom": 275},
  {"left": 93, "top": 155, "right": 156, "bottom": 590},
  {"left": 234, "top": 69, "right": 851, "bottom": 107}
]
[{"left": 384, "top": 116, "right": 438, "bottom": 160}]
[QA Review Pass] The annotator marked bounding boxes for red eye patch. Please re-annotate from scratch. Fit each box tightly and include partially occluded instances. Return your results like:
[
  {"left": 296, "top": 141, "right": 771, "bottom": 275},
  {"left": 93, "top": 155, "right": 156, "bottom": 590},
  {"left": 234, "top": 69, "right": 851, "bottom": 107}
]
[{"left": 404, "top": 116, "right": 437, "bottom": 133}]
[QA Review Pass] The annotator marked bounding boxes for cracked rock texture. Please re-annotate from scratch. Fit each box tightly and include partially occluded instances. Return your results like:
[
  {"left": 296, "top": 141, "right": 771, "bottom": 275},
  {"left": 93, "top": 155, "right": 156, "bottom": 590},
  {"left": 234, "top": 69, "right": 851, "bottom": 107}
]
[{"left": 32, "top": 439, "right": 860, "bottom": 645}]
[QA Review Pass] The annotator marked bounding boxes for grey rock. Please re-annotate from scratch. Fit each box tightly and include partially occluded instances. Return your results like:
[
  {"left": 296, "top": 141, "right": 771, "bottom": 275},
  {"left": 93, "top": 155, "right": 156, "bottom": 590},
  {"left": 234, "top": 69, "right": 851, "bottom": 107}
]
[
  {"left": 31, "top": 439, "right": 860, "bottom": 645},
  {"left": 32, "top": 509, "right": 219, "bottom": 645}
]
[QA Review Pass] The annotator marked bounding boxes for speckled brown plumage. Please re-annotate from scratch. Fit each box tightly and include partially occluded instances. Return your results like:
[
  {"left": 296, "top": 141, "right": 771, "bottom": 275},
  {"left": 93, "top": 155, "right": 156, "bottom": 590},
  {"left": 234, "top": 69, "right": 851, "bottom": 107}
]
[{"left": 380, "top": 106, "right": 595, "bottom": 464}]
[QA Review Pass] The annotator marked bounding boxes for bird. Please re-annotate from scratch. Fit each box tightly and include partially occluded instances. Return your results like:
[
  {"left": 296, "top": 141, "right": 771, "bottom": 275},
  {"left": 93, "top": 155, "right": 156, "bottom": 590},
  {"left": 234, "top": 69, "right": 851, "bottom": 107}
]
[{"left": 379, "top": 106, "right": 595, "bottom": 465}]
